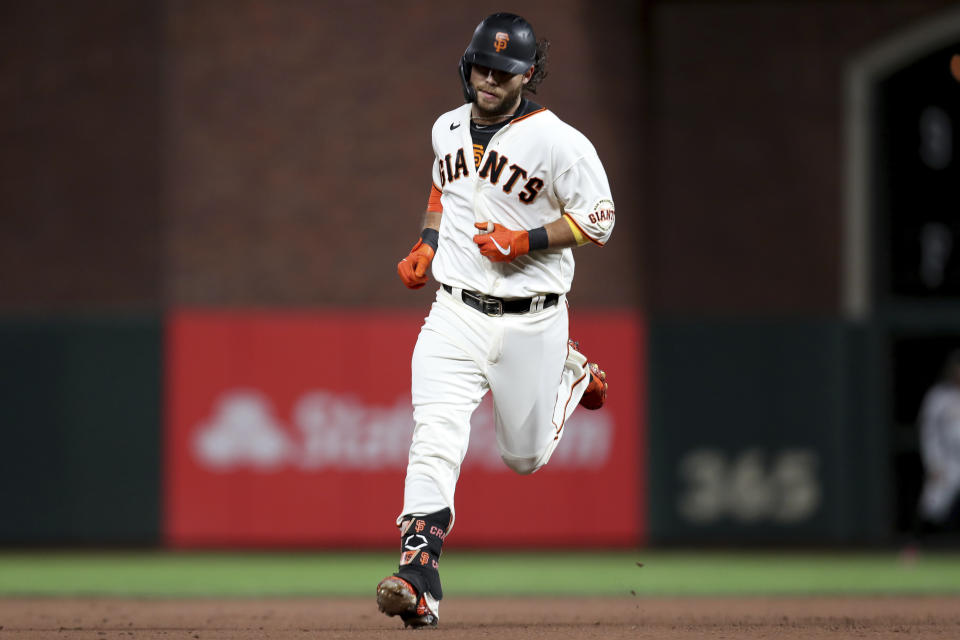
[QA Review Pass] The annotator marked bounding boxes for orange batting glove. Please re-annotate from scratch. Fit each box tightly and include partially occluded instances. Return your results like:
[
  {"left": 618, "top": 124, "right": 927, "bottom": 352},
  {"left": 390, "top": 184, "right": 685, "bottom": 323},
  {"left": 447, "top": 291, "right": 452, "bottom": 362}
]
[
  {"left": 472, "top": 222, "right": 530, "bottom": 263},
  {"left": 397, "top": 238, "right": 436, "bottom": 289}
]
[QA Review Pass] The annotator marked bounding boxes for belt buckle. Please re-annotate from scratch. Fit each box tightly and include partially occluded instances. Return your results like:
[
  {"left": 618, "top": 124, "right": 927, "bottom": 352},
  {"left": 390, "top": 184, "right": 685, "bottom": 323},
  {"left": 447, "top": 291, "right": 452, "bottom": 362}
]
[{"left": 481, "top": 296, "right": 503, "bottom": 317}]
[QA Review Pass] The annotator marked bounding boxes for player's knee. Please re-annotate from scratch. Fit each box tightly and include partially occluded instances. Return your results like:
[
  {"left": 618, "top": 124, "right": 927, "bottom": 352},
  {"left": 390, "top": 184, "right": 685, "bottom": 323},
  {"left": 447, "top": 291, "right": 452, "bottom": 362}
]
[
  {"left": 500, "top": 453, "right": 542, "bottom": 475},
  {"left": 500, "top": 436, "right": 560, "bottom": 475}
]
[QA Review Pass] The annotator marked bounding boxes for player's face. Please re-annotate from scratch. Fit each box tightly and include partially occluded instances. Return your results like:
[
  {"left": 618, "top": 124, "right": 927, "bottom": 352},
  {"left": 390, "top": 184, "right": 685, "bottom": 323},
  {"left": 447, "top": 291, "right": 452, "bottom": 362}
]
[{"left": 470, "top": 64, "right": 532, "bottom": 118}]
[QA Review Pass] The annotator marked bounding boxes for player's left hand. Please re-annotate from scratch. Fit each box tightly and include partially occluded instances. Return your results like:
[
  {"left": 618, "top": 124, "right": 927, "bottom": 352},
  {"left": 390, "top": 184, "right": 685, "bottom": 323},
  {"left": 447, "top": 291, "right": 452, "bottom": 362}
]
[{"left": 472, "top": 222, "right": 530, "bottom": 262}]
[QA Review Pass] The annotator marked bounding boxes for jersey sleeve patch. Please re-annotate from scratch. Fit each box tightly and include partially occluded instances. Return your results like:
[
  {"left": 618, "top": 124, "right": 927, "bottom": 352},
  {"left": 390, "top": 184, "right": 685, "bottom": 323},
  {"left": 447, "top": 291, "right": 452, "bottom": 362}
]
[{"left": 587, "top": 199, "right": 615, "bottom": 232}]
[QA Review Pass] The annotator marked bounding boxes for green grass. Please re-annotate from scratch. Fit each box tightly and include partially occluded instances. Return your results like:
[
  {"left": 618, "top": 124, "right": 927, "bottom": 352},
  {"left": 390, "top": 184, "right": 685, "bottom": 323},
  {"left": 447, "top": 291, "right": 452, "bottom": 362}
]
[{"left": 0, "top": 550, "right": 958, "bottom": 597}]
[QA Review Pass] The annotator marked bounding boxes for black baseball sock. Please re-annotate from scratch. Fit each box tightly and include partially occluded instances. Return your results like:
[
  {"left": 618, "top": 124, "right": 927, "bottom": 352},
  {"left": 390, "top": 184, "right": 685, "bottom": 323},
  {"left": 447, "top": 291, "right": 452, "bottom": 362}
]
[{"left": 394, "top": 507, "right": 451, "bottom": 600}]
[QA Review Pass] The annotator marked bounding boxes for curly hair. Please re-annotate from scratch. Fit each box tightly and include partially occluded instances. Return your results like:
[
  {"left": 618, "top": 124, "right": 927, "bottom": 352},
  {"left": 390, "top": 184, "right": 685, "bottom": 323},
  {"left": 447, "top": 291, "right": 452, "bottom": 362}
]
[{"left": 525, "top": 38, "right": 550, "bottom": 94}]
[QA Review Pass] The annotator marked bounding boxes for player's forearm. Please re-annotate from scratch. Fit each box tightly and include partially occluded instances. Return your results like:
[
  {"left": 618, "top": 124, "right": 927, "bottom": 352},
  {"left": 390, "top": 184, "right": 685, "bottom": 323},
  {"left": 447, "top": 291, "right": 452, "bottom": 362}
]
[
  {"left": 530, "top": 215, "right": 591, "bottom": 251},
  {"left": 473, "top": 216, "right": 591, "bottom": 262},
  {"left": 422, "top": 210, "right": 442, "bottom": 232},
  {"left": 541, "top": 217, "right": 579, "bottom": 249},
  {"left": 415, "top": 211, "right": 441, "bottom": 252}
]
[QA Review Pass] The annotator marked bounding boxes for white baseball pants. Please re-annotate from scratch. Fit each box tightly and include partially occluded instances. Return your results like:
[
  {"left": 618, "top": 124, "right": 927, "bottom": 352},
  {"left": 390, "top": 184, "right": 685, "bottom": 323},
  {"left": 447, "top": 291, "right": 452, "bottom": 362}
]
[{"left": 400, "top": 286, "right": 590, "bottom": 530}]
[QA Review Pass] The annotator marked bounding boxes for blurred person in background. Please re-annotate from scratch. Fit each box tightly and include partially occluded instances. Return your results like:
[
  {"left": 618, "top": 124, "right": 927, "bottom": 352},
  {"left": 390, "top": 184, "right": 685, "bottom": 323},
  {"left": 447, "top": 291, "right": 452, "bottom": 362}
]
[{"left": 910, "top": 350, "right": 960, "bottom": 549}]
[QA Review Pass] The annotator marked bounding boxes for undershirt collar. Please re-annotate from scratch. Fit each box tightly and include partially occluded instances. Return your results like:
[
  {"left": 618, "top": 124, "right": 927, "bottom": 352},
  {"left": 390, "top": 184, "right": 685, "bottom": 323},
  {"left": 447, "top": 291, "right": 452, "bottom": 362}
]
[{"left": 470, "top": 98, "right": 542, "bottom": 151}]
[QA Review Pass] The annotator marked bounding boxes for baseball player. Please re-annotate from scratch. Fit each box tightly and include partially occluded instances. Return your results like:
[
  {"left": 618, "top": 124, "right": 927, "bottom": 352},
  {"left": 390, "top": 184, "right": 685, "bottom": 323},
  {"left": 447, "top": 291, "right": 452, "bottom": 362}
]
[
  {"left": 914, "top": 351, "right": 960, "bottom": 538},
  {"left": 377, "top": 12, "right": 614, "bottom": 628}
]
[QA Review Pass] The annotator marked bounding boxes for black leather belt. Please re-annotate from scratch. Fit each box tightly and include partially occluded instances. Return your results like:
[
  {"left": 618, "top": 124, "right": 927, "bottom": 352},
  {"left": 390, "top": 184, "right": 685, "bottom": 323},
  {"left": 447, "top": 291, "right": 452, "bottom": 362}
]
[{"left": 442, "top": 283, "right": 559, "bottom": 316}]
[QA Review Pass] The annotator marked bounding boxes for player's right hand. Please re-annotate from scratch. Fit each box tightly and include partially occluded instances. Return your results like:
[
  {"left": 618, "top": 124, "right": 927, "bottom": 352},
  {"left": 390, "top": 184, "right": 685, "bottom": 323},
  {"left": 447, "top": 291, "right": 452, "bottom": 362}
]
[{"left": 397, "top": 239, "right": 435, "bottom": 289}]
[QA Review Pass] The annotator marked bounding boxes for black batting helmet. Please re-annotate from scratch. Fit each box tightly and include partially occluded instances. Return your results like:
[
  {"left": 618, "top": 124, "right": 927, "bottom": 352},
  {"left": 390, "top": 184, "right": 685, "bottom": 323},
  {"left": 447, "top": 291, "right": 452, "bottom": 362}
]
[{"left": 459, "top": 13, "right": 538, "bottom": 103}]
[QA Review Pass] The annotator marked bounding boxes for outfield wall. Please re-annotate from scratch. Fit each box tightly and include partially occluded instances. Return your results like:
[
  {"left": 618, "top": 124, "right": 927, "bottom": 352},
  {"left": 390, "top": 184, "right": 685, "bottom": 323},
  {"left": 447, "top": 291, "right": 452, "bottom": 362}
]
[
  {"left": 162, "top": 310, "right": 644, "bottom": 548},
  {"left": 0, "top": 313, "right": 892, "bottom": 547},
  {"left": 0, "top": 317, "right": 162, "bottom": 544}
]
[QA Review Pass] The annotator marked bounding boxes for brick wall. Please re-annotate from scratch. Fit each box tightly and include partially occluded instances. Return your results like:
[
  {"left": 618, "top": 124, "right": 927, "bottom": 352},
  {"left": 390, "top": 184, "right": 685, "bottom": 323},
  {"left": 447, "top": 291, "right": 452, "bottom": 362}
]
[
  {"left": 2, "top": 1, "right": 955, "bottom": 312},
  {"left": 0, "top": 1, "right": 162, "bottom": 310}
]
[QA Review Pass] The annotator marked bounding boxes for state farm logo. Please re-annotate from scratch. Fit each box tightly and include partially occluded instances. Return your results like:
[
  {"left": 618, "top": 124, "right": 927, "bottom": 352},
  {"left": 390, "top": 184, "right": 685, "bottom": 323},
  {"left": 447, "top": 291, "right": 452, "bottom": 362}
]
[
  {"left": 191, "top": 390, "right": 613, "bottom": 472},
  {"left": 193, "top": 391, "right": 294, "bottom": 470}
]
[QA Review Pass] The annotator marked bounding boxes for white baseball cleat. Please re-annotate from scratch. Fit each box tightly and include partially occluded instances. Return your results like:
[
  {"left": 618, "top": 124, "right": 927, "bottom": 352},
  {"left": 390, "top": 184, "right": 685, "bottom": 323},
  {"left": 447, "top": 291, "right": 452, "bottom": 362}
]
[
  {"left": 376, "top": 576, "right": 440, "bottom": 628},
  {"left": 568, "top": 339, "right": 607, "bottom": 410}
]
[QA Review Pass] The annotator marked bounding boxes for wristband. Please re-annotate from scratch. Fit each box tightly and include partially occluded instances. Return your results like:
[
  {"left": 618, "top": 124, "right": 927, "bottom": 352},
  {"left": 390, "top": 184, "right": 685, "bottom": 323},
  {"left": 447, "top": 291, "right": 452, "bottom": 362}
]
[
  {"left": 420, "top": 227, "right": 439, "bottom": 252},
  {"left": 528, "top": 226, "right": 549, "bottom": 251}
]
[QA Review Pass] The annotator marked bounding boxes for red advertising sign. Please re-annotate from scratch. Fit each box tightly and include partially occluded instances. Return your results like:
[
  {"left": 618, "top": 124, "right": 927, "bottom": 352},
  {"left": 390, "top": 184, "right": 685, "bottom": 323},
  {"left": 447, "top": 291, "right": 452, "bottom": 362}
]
[{"left": 165, "top": 308, "right": 645, "bottom": 548}]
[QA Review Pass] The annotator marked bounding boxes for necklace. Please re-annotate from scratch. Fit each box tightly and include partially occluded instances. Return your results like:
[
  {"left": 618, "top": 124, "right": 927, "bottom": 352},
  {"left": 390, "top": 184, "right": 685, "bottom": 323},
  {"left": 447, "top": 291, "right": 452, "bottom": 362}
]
[
  {"left": 471, "top": 113, "right": 514, "bottom": 127},
  {"left": 471, "top": 101, "right": 522, "bottom": 126}
]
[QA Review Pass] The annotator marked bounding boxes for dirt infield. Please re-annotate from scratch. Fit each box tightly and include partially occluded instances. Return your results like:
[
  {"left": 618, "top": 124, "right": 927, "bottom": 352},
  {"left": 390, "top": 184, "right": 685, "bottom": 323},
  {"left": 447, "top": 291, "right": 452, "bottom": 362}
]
[{"left": 1, "top": 596, "right": 959, "bottom": 639}]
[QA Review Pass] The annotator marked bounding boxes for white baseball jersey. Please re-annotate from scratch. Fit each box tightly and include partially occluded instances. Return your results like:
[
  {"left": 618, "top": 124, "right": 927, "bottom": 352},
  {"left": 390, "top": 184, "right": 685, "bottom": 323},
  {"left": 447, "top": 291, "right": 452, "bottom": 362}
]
[{"left": 428, "top": 102, "right": 615, "bottom": 298}]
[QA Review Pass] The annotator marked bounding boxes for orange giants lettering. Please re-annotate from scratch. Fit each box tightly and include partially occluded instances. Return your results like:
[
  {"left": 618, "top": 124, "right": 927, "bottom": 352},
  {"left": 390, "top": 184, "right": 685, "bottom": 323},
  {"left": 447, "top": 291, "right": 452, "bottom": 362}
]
[
  {"left": 501, "top": 164, "right": 527, "bottom": 194},
  {"left": 588, "top": 210, "right": 615, "bottom": 224},
  {"left": 519, "top": 177, "right": 544, "bottom": 204},
  {"left": 453, "top": 148, "right": 469, "bottom": 179},
  {"left": 478, "top": 151, "right": 508, "bottom": 184},
  {"left": 443, "top": 149, "right": 470, "bottom": 183},
  {"left": 453, "top": 148, "right": 544, "bottom": 203}
]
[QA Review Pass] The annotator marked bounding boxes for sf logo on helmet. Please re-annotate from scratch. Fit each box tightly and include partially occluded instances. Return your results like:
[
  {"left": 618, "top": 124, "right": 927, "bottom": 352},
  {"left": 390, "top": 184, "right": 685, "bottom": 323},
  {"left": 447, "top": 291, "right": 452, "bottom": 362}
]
[{"left": 494, "top": 32, "right": 509, "bottom": 52}]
